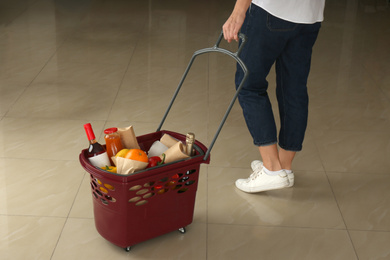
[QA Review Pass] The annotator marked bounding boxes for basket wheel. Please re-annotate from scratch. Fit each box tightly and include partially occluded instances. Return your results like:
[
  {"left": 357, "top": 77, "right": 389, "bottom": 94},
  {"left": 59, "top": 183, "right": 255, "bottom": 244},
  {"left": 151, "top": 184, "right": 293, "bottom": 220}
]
[
  {"left": 178, "top": 227, "right": 186, "bottom": 234},
  {"left": 124, "top": 246, "right": 131, "bottom": 252}
]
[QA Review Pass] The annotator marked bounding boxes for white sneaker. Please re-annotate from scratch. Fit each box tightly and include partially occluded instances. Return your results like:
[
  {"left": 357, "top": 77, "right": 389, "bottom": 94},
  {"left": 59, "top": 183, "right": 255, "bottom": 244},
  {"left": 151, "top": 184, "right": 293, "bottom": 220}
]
[
  {"left": 251, "top": 160, "right": 294, "bottom": 187},
  {"left": 235, "top": 165, "right": 289, "bottom": 193}
]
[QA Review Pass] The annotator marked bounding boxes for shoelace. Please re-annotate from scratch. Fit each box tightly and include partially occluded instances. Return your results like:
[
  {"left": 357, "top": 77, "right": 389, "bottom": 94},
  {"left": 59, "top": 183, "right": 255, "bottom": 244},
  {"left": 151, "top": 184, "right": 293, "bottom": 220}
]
[
  {"left": 245, "top": 161, "right": 264, "bottom": 181},
  {"left": 249, "top": 168, "right": 263, "bottom": 180},
  {"left": 252, "top": 161, "right": 263, "bottom": 172}
]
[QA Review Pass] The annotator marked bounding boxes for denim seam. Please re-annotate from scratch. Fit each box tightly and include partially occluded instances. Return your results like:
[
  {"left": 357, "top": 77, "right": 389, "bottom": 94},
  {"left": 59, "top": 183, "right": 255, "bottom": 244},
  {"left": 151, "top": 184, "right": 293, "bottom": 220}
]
[
  {"left": 266, "top": 15, "right": 298, "bottom": 32},
  {"left": 277, "top": 60, "right": 287, "bottom": 149}
]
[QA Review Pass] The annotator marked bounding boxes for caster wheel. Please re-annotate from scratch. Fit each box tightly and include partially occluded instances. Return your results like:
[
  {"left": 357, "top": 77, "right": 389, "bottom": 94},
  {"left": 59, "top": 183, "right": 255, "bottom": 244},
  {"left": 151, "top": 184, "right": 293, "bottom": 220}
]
[
  {"left": 178, "top": 227, "right": 186, "bottom": 234},
  {"left": 124, "top": 246, "right": 131, "bottom": 252}
]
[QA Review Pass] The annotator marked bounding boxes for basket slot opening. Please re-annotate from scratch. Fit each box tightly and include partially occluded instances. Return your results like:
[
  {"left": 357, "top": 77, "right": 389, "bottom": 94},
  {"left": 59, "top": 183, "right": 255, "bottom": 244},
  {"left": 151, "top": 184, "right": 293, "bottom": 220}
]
[
  {"left": 129, "top": 196, "right": 141, "bottom": 203},
  {"left": 186, "top": 169, "right": 197, "bottom": 175},
  {"left": 129, "top": 185, "right": 142, "bottom": 191}
]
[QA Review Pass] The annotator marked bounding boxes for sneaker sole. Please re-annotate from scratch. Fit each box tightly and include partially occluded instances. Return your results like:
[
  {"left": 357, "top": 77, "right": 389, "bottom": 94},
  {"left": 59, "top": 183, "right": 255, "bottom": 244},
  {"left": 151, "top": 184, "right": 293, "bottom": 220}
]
[{"left": 235, "top": 180, "right": 289, "bottom": 193}]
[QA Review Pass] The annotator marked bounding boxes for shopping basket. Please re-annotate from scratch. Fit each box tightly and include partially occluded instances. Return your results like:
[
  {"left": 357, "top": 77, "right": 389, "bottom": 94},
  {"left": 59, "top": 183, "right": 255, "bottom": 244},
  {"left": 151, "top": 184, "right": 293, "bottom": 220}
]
[{"left": 79, "top": 31, "right": 249, "bottom": 252}]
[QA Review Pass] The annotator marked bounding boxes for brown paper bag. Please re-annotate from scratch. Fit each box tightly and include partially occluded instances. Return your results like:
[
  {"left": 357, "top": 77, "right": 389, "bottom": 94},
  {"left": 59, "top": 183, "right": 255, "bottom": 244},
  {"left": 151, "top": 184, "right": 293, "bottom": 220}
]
[
  {"left": 114, "top": 157, "right": 148, "bottom": 175},
  {"left": 118, "top": 126, "right": 140, "bottom": 149},
  {"left": 164, "top": 141, "right": 189, "bottom": 164},
  {"left": 160, "top": 134, "right": 180, "bottom": 148}
]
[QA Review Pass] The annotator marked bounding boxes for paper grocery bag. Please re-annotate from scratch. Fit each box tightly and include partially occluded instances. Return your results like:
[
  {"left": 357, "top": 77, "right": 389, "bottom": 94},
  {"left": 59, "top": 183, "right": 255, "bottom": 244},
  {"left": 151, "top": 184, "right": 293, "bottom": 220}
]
[
  {"left": 164, "top": 141, "right": 189, "bottom": 164},
  {"left": 160, "top": 134, "right": 179, "bottom": 148},
  {"left": 118, "top": 125, "right": 140, "bottom": 149},
  {"left": 115, "top": 157, "right": 148, "bottom": 175}
]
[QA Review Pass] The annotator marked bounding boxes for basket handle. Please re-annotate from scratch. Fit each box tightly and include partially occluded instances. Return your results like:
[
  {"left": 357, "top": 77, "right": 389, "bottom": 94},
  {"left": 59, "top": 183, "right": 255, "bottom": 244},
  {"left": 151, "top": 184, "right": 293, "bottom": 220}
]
[{"left": 156, "top": 31, "right": 249, "bottom": 161}]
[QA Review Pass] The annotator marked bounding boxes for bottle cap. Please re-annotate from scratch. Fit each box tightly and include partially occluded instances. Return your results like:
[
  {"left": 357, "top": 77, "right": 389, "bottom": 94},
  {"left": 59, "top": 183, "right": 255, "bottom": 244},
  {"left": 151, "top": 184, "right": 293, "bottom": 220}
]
[
  {"left": 104, "top": 127, "right": 118, "bottom": 134},
  {"left": 84, "top": 123, "right": 96, "bottom": 141},
  {"left": 186, "top": 132, "right": 195, "bottom": 144}
]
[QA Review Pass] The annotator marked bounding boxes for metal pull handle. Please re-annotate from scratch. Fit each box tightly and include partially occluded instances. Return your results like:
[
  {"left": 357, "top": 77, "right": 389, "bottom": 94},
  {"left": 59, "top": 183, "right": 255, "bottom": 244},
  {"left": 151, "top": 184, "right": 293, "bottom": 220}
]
[
  {"left": 157, "top": 31, "right": 249, "bottom": 161},
  {"left": 215, "top": 31, "right": 247, "bottom": 56}
]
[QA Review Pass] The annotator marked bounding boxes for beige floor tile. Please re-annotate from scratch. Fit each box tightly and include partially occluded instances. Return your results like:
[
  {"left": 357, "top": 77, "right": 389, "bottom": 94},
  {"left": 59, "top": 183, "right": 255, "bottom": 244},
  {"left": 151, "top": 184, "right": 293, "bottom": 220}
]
[
  {"left": 0, "top": 57, "right": 48, "bottom": 82},
  {"left": 109, "top": 87, "right": 210, "bottom": 127},
  {"left": 308, "top": 65, "right": 390, "bottom": 132},
  {"left": 349, "top": 230, "right": 390, "bottom": 260},
  {"left": 6, "top": 81, "right": 120, "bottom": 120},
  {"left": 0, "top": 38, "right": 56, "bottom": 68},
  {"left": 0, "top": 7, "right": 25, "bottom": 25},
  {"left": 360, "top": 42, "right": 390, "bottom": 97},
  {"left": 314, "top": 130, "right": 390, "bottom": 174},
  {"left": 68, "top": 173, "right": 94, "bottom": 219},
  {"left": 292, "top": 132, "right": 326, "bottom": 172},
  {"left": 130, "top": 32, "right": 210, "bottom": 69},
  {"left": 207, "top": 167, "right": 345, "bottom": 229},
  {"left": 0, "top": 80, "right": 28, "bottom": 117},
  {"left": 206, "top": 125, "right": 259, "bottom": 168},
  {"left": 31, "top": 57, "right": 127, "bottom": 86},
  {"left": 193, "top": 165, "right": 208, "bottom": 223},
  {"left": 328, "top": 172, "right": 390, "bottom": 231},
  {"left": 207, "top": 224, "right": 357, "bottom": 260},
  {"left": 0, "top": 118, "right": 106, "bottom": 160},
  {"left": 56, "top": 33, "right": 137, "bottom": 66},
  {"left": 52, "top": 218, "right": 207, "bottom": 260},
  {"left": 122, "top": 56, "right": 209, "bottom": 94},
  {"left": 0, "top": 215, "right": 66, "bottom": 260},
  {"left": 0, "top": 158, "right": 84, "bottom": 217},
  {"left": 6, "top": 59, "right": 127, "bottom": 120}
]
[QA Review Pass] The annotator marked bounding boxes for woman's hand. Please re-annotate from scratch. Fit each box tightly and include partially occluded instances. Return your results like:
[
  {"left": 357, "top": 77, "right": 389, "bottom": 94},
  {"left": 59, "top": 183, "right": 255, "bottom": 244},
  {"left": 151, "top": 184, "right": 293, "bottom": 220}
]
[
  {"left": 222, "top": 12, "right": 246, "bottom": 43},
  {"left": 222, "top": 0, "right": 251, "bottom": 43}
]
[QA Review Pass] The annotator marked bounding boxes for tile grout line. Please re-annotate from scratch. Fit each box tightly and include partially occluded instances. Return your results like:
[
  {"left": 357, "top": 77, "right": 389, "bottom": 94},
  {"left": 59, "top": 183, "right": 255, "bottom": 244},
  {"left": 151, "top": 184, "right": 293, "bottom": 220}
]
[
  {"left": 312, "top": 133, "right": 360, "bottom": 258},
  {"left": 323, "top": 170, "right": 360, "bottom": 259},
  {"left": 326, "top": 173, "right": 360, "bottom": 260},
  {"left": 50, "top": 172, "right": 88, "bottom": 260},
  {"left": 2, "top": 17, "right": 75, "bottom": 120}
]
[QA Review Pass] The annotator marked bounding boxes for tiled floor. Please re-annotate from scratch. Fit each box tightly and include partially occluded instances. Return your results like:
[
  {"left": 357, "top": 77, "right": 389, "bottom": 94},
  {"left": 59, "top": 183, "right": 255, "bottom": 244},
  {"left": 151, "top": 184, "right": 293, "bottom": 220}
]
[{"left": 1, "top": 0, "right": 390, "bottom": 259}]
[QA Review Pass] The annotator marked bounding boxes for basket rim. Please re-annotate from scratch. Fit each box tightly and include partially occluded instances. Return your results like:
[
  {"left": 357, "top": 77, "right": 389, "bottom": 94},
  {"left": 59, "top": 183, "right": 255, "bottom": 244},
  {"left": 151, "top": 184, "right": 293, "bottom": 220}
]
[{"left": 79, "top": 130, "right": 210, "bottom": 183}]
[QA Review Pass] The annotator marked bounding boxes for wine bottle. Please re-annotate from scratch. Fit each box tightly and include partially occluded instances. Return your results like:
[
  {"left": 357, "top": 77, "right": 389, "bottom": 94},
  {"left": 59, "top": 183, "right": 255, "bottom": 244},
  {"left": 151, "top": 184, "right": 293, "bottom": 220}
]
[
  {"left": 84, "top": 123, "right": 111, "bottom": 167},
  {"left": 185, "top": 132, "right": 195, "bottom": 156}
]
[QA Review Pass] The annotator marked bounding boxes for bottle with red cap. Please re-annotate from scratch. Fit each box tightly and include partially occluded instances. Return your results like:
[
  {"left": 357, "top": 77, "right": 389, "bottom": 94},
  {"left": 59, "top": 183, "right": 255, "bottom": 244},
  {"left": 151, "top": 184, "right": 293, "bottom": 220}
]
[
  {"left": 104, "top": 127, "right": 124, "bottom": 165},
  {"left": 84, "top": 123, "right": 111, "bottom": 167}
]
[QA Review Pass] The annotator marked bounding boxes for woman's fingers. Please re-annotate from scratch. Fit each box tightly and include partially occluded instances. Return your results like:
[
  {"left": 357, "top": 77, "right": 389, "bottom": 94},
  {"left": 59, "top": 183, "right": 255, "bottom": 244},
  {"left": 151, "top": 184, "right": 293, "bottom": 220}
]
[
  {"left": 222, "top": 20, "right": 237, "bottom": 42},
  {"left": 222, "top": 13, "right": 245, "bottom": 43}
]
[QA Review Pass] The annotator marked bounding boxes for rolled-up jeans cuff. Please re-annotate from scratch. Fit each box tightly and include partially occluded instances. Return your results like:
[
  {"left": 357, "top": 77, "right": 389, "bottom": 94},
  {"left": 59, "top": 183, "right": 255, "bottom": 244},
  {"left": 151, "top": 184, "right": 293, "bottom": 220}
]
[
  {"left": 279, "top": 143, "right": 302, "bottom": 152},
  {"left": 254, "top": 141, "right": 278, "bottom": 147}
]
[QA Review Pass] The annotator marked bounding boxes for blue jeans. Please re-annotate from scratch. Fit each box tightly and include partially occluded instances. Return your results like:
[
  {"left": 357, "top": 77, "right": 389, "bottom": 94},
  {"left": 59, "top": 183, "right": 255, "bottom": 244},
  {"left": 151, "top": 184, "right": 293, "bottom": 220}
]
[{"left": 236, "top": 4, "right": 321, "bottom": 151}]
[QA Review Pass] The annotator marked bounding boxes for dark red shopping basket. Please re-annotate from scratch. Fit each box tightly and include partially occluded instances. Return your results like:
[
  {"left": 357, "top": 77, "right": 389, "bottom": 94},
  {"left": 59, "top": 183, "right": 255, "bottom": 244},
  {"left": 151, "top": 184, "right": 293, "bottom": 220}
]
[
  {"left": 79, "top": 130, "right": 209, "bottom": 251},
  {"left": 79, "top": 32, "right": 249, "bottom": 251}
]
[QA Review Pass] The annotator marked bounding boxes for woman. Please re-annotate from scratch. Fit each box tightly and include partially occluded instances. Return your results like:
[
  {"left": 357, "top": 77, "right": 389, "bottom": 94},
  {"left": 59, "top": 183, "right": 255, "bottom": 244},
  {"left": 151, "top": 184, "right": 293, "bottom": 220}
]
[{"left": 223, "top": 0, "right": 325, "bottom": 193}]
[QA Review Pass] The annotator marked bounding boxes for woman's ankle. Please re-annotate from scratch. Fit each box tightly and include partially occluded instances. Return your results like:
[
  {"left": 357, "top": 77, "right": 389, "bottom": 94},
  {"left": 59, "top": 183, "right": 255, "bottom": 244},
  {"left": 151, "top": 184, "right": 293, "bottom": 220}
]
[
  {"left": 279, "top": 148, "right": 295, "bottom": 171},
  {"left": 259, "top": 144, "right": 282, "bottom": 171}
]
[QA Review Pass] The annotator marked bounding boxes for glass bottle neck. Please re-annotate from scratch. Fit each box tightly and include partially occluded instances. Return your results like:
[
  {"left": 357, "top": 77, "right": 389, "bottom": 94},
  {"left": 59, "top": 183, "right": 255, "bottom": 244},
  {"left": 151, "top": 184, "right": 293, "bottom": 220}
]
[{"left": 89, "top": 139, "right": 98, "bottom": 145}]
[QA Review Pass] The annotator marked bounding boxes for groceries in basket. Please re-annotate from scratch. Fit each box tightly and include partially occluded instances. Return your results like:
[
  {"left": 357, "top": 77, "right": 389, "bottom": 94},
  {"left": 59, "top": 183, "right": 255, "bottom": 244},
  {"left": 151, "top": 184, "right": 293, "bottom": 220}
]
[
  {"left": 100, "top": 165, "right": 117, "bottom": 173},
  {"left": 83, "top": 123, "right": 111, "bottom": 168},
  {"left": 104, "top": 127, "right": 123, "bottom": 165},
  {"left": 83, "top": 123, "right": 195, "bottom": 175},
  {"left": 147, "top": 153, "right": 165, "bottom": 168},
  {"left": 149, "top": 133, "right": 190, "bottom": 164}
]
